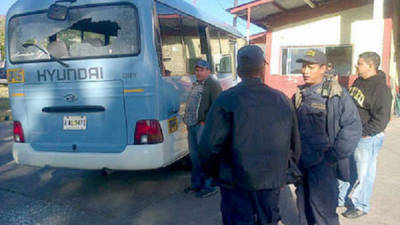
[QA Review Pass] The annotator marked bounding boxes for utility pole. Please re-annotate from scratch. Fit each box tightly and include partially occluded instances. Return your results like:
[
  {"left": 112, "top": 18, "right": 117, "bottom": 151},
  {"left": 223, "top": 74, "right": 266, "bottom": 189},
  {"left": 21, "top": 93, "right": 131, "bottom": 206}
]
[{"left": 233, "top": 0, "right": 238, "bottom": 27}]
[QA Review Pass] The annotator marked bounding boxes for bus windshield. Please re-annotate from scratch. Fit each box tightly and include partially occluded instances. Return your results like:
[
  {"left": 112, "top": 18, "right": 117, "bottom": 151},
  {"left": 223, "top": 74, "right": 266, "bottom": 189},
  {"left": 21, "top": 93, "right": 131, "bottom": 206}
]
[{"left": 8, "top": 4, "right": 140, "bottom": 63}]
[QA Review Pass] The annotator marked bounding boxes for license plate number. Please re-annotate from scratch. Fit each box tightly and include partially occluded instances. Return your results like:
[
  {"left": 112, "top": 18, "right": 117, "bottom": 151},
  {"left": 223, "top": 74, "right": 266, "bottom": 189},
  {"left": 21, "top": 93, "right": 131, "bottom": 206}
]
[{"left": 63, "top": 116, "right": 87, "bottom": 130}]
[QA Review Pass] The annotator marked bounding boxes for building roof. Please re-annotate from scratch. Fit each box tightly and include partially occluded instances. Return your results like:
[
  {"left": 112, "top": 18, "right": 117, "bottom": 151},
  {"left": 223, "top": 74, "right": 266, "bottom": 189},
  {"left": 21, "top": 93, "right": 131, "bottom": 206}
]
[{"left": 228, "top": 0, "right": 365, "bottom": 29}]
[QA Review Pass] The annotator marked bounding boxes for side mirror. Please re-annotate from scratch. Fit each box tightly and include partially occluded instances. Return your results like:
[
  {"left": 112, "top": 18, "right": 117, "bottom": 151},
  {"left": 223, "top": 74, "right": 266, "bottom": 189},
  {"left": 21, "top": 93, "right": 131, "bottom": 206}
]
[
  {"left": 217, "top": 56, "right": 232, "bottom": 73},
  {"left": 48, "top": 3, "right": 69, "bottom": 21},
  {"left": 215, "top": 64, "right": 220, "bottom": 73}
]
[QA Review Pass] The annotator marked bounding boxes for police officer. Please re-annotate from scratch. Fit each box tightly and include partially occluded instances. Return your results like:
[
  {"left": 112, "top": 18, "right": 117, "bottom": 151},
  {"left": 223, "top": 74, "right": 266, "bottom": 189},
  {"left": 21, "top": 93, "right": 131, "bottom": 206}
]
[
  {"left": 294, "top": 49, "right": 361, "bottom": 225},
  {"left": 199, "top": 45, "right": 301, "bottom": 225}
]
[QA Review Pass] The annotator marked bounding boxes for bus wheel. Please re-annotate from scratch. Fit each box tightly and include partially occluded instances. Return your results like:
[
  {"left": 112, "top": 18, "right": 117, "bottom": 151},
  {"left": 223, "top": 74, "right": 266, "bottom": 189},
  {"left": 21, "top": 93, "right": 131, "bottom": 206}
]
[{"left": 101, "top": 168, "right": 113, "bottom": 176}]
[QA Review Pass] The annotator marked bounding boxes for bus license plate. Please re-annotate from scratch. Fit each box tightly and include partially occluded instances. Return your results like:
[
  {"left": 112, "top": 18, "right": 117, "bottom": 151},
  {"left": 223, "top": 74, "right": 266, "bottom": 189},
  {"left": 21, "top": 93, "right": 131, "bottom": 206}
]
[{"left": 63, "top": 116, "right": 87, "bottom": 130}]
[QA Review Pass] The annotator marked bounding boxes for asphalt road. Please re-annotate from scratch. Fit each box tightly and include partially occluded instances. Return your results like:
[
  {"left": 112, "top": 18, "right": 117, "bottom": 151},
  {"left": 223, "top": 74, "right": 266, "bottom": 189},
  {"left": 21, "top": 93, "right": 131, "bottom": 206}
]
[
  {"left": 0, "top": 121, "right": 297, "bottom": 225},
  {"left": 1, "top": 119, "right": 398, "bottom": 225},
  {"left": 0, "top": 121, "right": 224, "bottom": 225}
]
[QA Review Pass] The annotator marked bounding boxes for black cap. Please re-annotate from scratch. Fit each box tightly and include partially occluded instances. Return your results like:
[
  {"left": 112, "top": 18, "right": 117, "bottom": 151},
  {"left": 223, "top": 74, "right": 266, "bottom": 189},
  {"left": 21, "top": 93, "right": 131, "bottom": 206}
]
[
  {"left": 296, "top": 49, "right": 327, "bottom": 65},
  {"left": 237, "top": 45, "right": 266, "bottom": 72}
]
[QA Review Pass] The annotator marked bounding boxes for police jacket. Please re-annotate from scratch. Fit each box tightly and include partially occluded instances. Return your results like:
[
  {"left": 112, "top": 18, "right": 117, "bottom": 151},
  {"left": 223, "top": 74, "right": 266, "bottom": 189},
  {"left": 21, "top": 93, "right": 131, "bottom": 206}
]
[
  {"left": 294, "top": 78, "right": 362, "bottom": 180},
  {"left": 199, "top": 78, "right": 301, "bottom": 191}
]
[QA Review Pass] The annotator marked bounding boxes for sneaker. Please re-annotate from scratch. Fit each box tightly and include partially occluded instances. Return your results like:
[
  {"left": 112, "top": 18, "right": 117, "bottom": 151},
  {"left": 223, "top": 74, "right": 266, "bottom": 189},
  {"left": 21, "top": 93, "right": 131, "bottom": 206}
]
[
  {"left": 196, "top": 189, "right": 218, "bottom": 198},
  {"left": 342, "top": 208, "right": 367, "bottom": 219},
  {"left": 184, "top": 187, "right": 200, "bottom": 194}
]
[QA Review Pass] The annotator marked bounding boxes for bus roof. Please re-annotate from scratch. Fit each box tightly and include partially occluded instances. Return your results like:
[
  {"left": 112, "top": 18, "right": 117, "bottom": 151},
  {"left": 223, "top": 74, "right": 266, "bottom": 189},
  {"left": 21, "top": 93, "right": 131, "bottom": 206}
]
[{"left": 7, "top": 0, "right": 243, "bottom": 38}]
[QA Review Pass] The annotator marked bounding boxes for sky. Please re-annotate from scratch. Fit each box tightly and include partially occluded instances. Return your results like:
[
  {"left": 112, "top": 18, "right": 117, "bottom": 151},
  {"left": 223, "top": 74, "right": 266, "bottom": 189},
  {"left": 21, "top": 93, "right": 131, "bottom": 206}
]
[
  {"left": 0, "top": 0, "right": 16, "bottom": 15},
  {"left": 183, "top": 0, "right": 265, "bottom": 35},
  {"left": 0, "top": 0, "right": 264, "bottom": 35}
]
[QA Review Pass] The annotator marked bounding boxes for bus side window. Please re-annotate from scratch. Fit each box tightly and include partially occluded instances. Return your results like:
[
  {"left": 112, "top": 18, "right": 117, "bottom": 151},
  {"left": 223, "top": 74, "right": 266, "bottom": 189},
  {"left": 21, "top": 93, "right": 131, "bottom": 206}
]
[
  {"left": 181, "top": 17, "right": 209, "bottom": 75},
  {"left": 156, "top": 3, "right": 213, "bottom": 76},
  {"left": 157, "top": 4, "right": 186, "bottom": 77}
]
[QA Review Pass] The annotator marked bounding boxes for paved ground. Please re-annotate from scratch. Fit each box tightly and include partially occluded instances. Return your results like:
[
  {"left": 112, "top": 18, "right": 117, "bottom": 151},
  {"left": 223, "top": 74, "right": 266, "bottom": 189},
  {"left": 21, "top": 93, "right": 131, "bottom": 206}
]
[
  {"left": 338, "top": 117, "right": 400, "bottom": 225},
  {"left": 0, "top": 118, "right": 399, "bottom": 225}
]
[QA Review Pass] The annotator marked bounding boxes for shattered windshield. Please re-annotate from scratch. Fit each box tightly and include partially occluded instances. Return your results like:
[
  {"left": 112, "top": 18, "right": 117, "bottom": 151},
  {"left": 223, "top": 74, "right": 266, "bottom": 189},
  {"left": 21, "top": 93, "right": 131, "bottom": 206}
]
[{"left": 8, "top": 4, "right": 139, "bottom": 63}]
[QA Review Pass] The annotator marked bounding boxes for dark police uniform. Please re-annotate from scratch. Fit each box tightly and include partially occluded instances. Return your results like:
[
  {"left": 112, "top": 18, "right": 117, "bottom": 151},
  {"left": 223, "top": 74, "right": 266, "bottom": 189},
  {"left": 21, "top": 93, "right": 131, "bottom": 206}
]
[
  {"left": 295, "top": 78, "right": 361, "bottom": 225},
  {"left": 199, "top": 45, "right": 301, "bottom": 225},
  {"left": 296, "top": 81, "right": 338, "bottom": 225},
  {"left": 294, "top": 50, "right": 361, "bottom": 225}
]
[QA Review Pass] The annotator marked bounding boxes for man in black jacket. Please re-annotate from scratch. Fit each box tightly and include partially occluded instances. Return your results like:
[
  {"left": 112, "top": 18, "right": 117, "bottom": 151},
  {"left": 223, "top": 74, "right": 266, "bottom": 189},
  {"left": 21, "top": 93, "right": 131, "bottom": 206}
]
[
  {"left": 340, "top": 52, "right": 392, "bottom": 219},
  {"left": 199, "top": 45, "right": 301, "bottom": 225}
]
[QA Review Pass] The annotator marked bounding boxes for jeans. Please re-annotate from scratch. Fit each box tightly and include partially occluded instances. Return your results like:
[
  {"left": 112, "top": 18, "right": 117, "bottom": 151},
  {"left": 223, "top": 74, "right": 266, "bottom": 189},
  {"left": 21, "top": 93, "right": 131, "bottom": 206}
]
[
  {"left": 337, "top": 156, "right": 358, "bottom": 207},
  {"left": 188, "top": 124, "right": 214, "bottom": 192},
  {"left": 338, "top": 133, "right": 384, "bottom": 212},
  {"left": 338, "top": 180, "right": 350, "bottom": 207}
]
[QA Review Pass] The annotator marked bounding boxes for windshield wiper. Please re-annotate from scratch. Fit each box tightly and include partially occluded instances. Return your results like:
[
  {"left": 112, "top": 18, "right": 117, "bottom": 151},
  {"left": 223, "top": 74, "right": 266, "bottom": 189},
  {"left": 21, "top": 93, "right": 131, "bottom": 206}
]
[{"left": 22, "top": 43, "right": 70, "bottom": 68}]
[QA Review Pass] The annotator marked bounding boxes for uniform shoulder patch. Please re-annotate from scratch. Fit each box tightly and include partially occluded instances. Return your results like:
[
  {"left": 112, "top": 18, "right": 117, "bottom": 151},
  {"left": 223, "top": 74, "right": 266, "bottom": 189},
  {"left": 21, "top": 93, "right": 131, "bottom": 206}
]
[{"left": 311, "top": 103, "right": 326, "bottom": 110}]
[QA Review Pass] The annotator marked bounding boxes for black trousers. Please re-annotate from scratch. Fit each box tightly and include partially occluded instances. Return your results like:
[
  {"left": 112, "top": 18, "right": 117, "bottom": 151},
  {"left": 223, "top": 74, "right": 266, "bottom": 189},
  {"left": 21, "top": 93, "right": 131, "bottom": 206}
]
[
  {"left": 220, "top": 186, "right": 281, "bottom": 225},
  {"left": 297, "top": 161, "right": 339, "bottom": 225}
]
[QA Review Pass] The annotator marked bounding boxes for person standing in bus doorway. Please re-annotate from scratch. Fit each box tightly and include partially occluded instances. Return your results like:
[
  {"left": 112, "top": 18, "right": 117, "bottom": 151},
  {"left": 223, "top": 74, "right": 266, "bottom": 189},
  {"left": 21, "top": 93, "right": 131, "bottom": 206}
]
[
  {"left": 199, "top": 45, "right": 301, "bottom": 225},
  {"left": 183, "top": 59, "right": 222, "bottom": 198},
  {"left": 340, "top": 52, "right": 392, "bottom": 219},
  {"left": 293, "top": 49, "right": 361, "bottom": 225}
]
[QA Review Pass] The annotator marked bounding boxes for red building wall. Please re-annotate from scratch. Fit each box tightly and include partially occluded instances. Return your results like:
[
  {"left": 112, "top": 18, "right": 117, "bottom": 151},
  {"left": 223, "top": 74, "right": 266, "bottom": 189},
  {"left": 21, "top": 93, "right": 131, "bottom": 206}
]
[{"left": 266, "top": 74, "right": 358, "bottom": 98}]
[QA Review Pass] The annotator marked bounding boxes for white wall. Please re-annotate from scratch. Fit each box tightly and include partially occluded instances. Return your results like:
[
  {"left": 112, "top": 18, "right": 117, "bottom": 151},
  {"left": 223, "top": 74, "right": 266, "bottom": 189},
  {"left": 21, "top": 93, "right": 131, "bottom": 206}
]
[
  {"left": 269, "top": 3, "right": 387, "bottom": 75},
  {"left": 390, "top": 0, "right": 399, "bottom": 90}
]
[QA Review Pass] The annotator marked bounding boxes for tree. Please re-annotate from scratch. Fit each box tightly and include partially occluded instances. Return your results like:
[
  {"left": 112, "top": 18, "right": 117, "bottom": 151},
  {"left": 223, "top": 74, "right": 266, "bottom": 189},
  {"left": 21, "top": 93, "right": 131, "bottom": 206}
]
[
  {"left": 0, "top": 31, "right": 4, "bottom": 61},
  {"left": 0, "top": 17, "right": 4, "bottom": 61}
]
